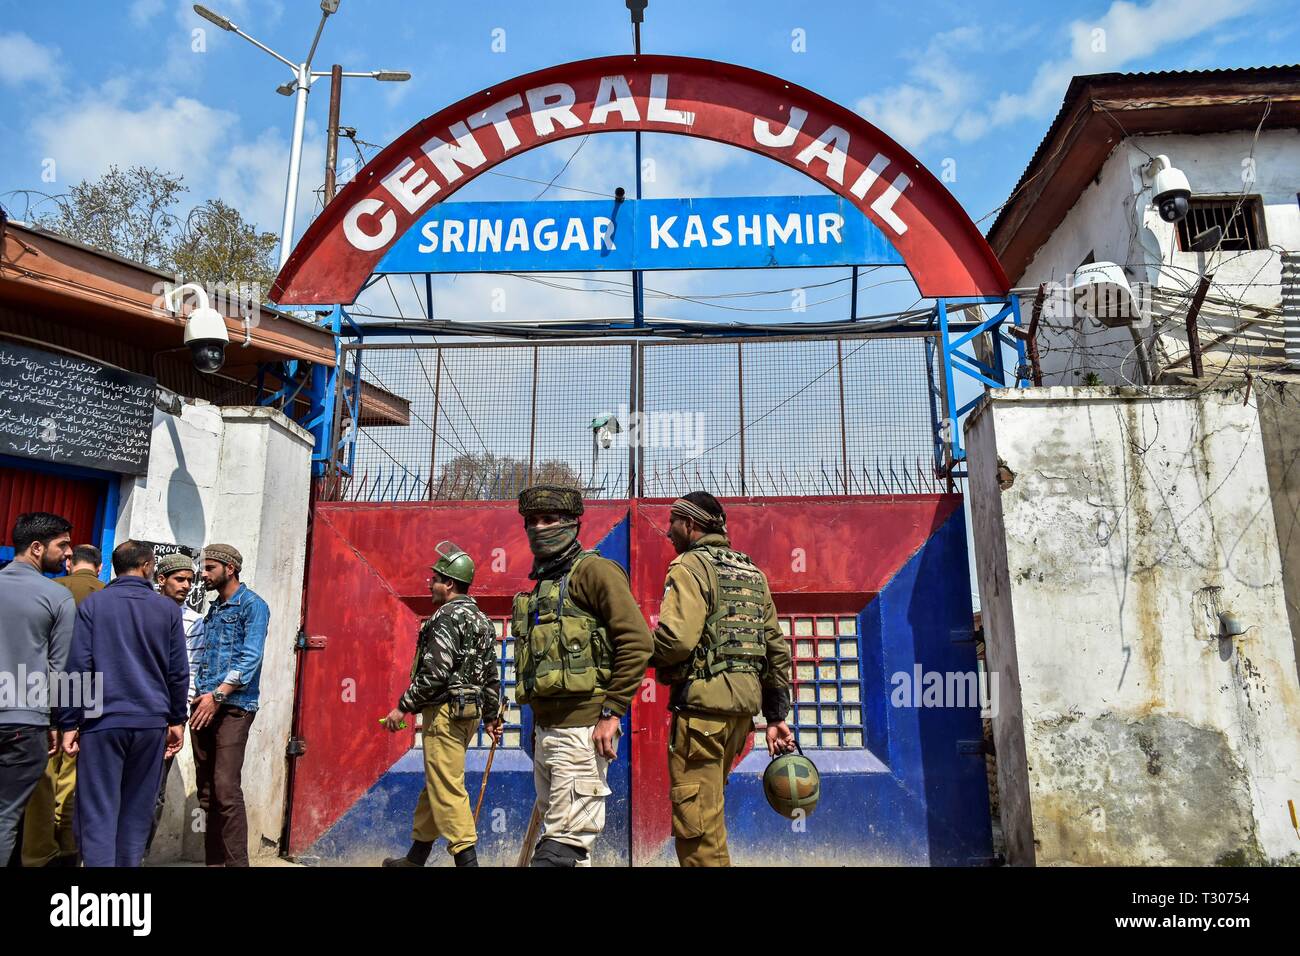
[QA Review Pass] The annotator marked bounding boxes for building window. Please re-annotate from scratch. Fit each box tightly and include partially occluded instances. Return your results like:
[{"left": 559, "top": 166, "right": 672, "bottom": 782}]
[
  {"left": 412, "top": 616, "right": 523, "bottom": 752},
  {"left": 753, "top": 614, "right": 864, "bottom": 751},
  {"left": 1176, "top": 197, "right": 1267, "bottom": 252}
]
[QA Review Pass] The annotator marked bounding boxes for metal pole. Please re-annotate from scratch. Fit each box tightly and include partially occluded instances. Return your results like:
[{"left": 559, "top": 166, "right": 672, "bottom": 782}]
[
  {"left": 631, "top": 6, "right": 645, "bottom": 328},
  {"left": 737, "top": 342, "right": 746, "bottom": 496},
  {"left": 850, "top": 265, "right": 858, "bottom": 321},
  {"left": 278, "top": 62, "right": 311, "bottom": 268},
  {"left": 626, "top": 345, "right": 636, "bottom": 499},
  {"left": 936, "top": 299, "right": 962, "bottom": 468},
  {"left": 323, "top": 64, "right": 343, "bottom": 204},
  {"left": 1027, "top": 284, "right": 1045, "bottom": 386},
  {"left": 1186, "top": 274, "right": 1213, "bottom": 379},
  {"left": 635, "top": 343, "right": 645, "bottom": 498},
  {"left": 428, "top": 349, "right": 442, "bottom": 500},
  {"left": 528, "top": 346, "right": 539, "bottom": 478},
  {"left": 836, "top": 339, "right": 849, "bottom": 494}
]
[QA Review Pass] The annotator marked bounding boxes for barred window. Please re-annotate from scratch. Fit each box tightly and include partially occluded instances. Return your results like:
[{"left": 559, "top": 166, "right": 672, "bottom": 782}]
[
  {"left": 754, "top": 614, "right": 864, "bottom": 751},
  {"left": 1176, "top": 197, "right": 1266, "bottom": 252}
]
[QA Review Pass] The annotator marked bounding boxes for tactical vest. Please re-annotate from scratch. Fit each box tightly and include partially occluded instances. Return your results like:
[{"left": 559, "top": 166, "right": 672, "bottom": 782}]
[
  {"left": 660, "top": 544, "right": 769, "bottom": 684},
  {"left": 511, "top": 551, "right": 613, "bottom": 705}
]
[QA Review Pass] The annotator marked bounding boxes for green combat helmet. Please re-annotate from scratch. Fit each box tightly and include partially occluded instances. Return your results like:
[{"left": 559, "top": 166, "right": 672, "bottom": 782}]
[
  {"left": 432, "top": 540, "right": 475, "bottom": 586},
  {"left": 763, "top": 744, "right": 820, "bottom": 818}
]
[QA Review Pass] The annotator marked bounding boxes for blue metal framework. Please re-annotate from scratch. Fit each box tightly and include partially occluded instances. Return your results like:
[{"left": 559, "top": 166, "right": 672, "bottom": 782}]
[
  {"left": 252, "top": 305, "right": 347, "bottom": 479},
  {"left": 932, "top": 295, "right": 1029, "bottom": 474}
]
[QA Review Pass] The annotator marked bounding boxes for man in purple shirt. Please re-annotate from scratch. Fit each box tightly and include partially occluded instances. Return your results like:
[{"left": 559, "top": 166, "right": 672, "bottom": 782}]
[{"left": 58, "top": 540, "right": 189, "bottom": 867}]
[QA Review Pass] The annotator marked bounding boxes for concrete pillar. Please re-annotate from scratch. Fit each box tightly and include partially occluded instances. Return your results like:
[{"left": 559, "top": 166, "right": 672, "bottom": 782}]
[{"left": 966, "top": 385, "right": 1300, "bottom": 866}]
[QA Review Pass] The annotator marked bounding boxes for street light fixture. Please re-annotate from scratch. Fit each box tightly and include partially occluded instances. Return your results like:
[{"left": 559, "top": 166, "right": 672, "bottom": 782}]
[{"left": 190, "top": 2, "right": 410, "bottom": 269}]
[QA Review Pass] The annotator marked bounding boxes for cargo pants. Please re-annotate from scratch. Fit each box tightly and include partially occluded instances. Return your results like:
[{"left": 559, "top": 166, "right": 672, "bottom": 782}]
[
  {"left": 21, "top": 750, "right": 78, "bottom": 866},
  {"left": 668, "top": 710, "right": 755, "bottom": 867},
  {"left": 412, "top": 703, "right": 479, "bottom": 855},
  {"left": 531, "top": 724, "right": 619, "bottom": 866}
]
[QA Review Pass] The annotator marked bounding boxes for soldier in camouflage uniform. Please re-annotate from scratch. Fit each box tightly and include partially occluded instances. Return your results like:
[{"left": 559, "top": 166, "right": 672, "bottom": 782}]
[
  {"left": 513, "top": 485, "right": 652, "bottom": 867},
  {"left": 651, "top": 491, "right": 795, "bottom": 866},
  {"left": 382, "top": 541, "right": 501, "bottom": 868}
]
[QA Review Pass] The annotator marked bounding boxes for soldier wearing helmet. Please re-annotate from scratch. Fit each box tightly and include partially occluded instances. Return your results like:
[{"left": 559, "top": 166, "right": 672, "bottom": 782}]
[
  {"left": 651, "top": 491, "right": 795, "bottom": 866},
  {"left": 383, "top": 541, "right": 501, "bottom": 868}
]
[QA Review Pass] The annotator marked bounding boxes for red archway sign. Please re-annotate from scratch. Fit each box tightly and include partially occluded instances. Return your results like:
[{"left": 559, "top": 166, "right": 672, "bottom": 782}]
[{"left": 270, "top": 55, "right": 1008, "bottom": 306}]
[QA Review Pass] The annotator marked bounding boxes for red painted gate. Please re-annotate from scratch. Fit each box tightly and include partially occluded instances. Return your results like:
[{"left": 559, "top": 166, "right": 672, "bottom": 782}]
[{"left": 288, "top": 494, "right": 991, "bottom": 866}]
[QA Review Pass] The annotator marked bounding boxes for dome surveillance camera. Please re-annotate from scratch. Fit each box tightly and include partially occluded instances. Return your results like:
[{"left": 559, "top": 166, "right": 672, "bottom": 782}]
[
  {"left": 167, "top": 283, "right": 231, "bottom": 374},
  {"left": 1149, "top": 155, "right": 1192, "bottom": 224},
  {"left": 184, "top": 308, "right": 230, "bottom": 374}
]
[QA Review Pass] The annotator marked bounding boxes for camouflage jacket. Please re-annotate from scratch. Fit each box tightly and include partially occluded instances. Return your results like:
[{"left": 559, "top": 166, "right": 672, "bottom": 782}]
[{"left": 398, "top": 595, "right": 501, "bottom": 718}]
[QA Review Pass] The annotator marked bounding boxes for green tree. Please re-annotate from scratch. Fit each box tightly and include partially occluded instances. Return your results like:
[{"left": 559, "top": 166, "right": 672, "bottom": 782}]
[
  {"left": 31, "top": 166, "right": 277, "bottom": 290},
  {"left": 34, "top": 165, "right": 185, "bottom": 270},
  {"left": 436, "top": 453, "right": 582, "bottom": 500},
  {"left": 172, "top": 198, "right": 278, "bottom": 291}
]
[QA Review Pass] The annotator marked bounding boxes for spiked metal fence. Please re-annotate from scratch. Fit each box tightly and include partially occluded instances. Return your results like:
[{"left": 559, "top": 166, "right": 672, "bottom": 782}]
[{"left": 322, "top": 333, "right": 959, "bottom": 501}]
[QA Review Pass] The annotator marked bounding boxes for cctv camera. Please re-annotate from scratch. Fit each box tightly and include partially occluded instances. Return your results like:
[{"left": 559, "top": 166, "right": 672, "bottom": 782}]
[
  {"left": 1149, "top": 155, "right": 1192, "bottom": 224},
  {"left": 183, "top": 304, "right": 230, "bottom": 374}
]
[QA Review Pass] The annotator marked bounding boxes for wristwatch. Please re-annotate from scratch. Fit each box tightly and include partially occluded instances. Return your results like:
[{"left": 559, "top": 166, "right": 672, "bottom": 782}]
[
  {"left": 599, "top": 707, "right": 618, "bottom": 721},
  {"left": 213, "top": 690, "right": 228, "bottom": 704}
]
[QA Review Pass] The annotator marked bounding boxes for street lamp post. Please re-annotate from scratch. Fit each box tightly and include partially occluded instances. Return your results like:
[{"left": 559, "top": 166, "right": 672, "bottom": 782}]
[{"left": 192, "top": 2, "right": 410, "bottom": 268}]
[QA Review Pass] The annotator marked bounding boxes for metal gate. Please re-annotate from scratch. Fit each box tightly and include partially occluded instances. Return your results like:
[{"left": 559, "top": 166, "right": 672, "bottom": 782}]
[
  {"left": 288, "top": 493, "right": 990, "bottom": 865},
  {"left": 286, "top": 334, "right": 990, "bottom": 865}
]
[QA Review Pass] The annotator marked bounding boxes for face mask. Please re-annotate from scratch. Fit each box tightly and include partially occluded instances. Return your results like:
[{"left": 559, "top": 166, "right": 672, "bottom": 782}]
[{"left": 526, "top": 520, "right": 579, "bottom": 559}]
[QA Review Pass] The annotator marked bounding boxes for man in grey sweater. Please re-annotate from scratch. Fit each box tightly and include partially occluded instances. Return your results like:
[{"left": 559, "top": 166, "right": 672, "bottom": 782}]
[{"left": 0, "top": 512, "right": 75, "bottom": 865}]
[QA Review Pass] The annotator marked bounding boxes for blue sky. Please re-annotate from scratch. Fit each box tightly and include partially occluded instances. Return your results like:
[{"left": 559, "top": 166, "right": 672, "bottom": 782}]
[{"left": 1, "top": 0, "right": 1295, "bottom": 326}]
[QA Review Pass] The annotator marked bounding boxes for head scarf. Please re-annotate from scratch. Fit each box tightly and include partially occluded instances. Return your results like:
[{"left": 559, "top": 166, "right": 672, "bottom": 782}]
[{"left": 671, "top": 497, "right": 726, "bottom": 534}]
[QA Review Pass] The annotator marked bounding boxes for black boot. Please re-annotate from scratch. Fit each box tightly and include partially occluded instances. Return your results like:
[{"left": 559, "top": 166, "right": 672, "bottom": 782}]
[
  {"left": 383, "top": 838, "right": 433, "bottom": 867},
  {"left": 453, "top": 846, "right": 479, "bottom": 867},
  {"left": 529, "top": 838, "right": 586, "bottom": 867}
]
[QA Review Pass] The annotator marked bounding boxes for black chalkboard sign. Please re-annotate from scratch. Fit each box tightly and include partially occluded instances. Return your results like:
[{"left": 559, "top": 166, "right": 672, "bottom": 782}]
[{"left": 0, "top": 340, "right": 156, "bottom": 475}]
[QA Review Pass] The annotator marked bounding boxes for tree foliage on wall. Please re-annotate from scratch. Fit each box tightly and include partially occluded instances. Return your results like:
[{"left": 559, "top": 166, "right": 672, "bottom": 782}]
[
  {"left": 436, "top": 452, "right": 582, "bottom": 500},
  {"left": 29, "top": 165, "right": 278, "bottom": 291}
]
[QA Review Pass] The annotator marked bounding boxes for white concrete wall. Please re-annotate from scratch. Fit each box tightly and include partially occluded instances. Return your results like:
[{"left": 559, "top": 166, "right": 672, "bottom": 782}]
[
  {"left": 1017, "top": 129, "right": 1299, "bottom": 387},
  {"left": 115, "top": 400, "right": 313, "bottom": 862},
  {"left": 966, "top": 385, "right": 1300, "bottom": 865}
]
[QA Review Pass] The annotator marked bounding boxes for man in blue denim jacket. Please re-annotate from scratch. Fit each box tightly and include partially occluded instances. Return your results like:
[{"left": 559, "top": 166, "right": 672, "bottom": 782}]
[{"left": 191, "top": 543, "right": 269, "bottom": 867}]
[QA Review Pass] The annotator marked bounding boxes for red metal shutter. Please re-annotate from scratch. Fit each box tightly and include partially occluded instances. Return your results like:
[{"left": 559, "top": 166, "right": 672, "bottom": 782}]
[{"left": 0, "top": 463, "right": 106, "bottom": 550}]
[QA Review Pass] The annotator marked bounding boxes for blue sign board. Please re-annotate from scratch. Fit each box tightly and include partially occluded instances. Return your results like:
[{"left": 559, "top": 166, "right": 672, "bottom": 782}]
[{"left": 375, "top": 194, "right": 905, "bottom": 274}]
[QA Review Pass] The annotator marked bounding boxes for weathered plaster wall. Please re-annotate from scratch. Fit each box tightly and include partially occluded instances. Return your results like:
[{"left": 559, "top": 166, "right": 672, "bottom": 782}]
[
  {"left": 115, "top": 401, "right": 312, "bottom": 862},
  {"left": 1255, "top": 376, "right": 1300, "bottom": 687},
  {"left": 966, "top": 385, "right": 1300, "bottom": 865}
]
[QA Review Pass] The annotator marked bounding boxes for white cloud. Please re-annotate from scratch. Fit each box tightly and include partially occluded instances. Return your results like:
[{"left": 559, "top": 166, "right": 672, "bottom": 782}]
[
  {"left": 860, "top": 0, "right": 1255, "bottom": 150},
  {"left": 0, "top": 32, "right": 62, "bottom": 87},
  {"left": 129, "top": 0, "right": 167, "bottom": 25},
  {"left": 31, "top": 85, "right": 322, "bottom": 238},
  {"left": 856, "top": 26, "right": 985, "bottom": 152}
]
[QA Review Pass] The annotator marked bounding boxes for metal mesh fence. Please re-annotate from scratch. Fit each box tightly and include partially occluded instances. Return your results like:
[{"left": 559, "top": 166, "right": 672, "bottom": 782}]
[{"left": 330, "top": 334, "right": 952, "bottom": 502}]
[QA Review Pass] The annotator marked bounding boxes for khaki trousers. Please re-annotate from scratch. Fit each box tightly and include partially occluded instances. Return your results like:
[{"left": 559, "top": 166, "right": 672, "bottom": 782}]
[
  {"left": 22, "top": 751, "right": 77, "bottom": 866},
  {"left": 668, "top": 711, "right": 754, "bottom": 867},
  {"left": 412, "top": 703, "right": 478, "bottom": 855},
  {"left": 532, "top": 724, "right": 617, "bottom": 866}
]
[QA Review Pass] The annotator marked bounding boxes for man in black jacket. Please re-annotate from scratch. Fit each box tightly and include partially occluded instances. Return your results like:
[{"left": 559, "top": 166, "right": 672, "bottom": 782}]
[{"left": 382, "top": 542, "right": 500, "bottom": 868}]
